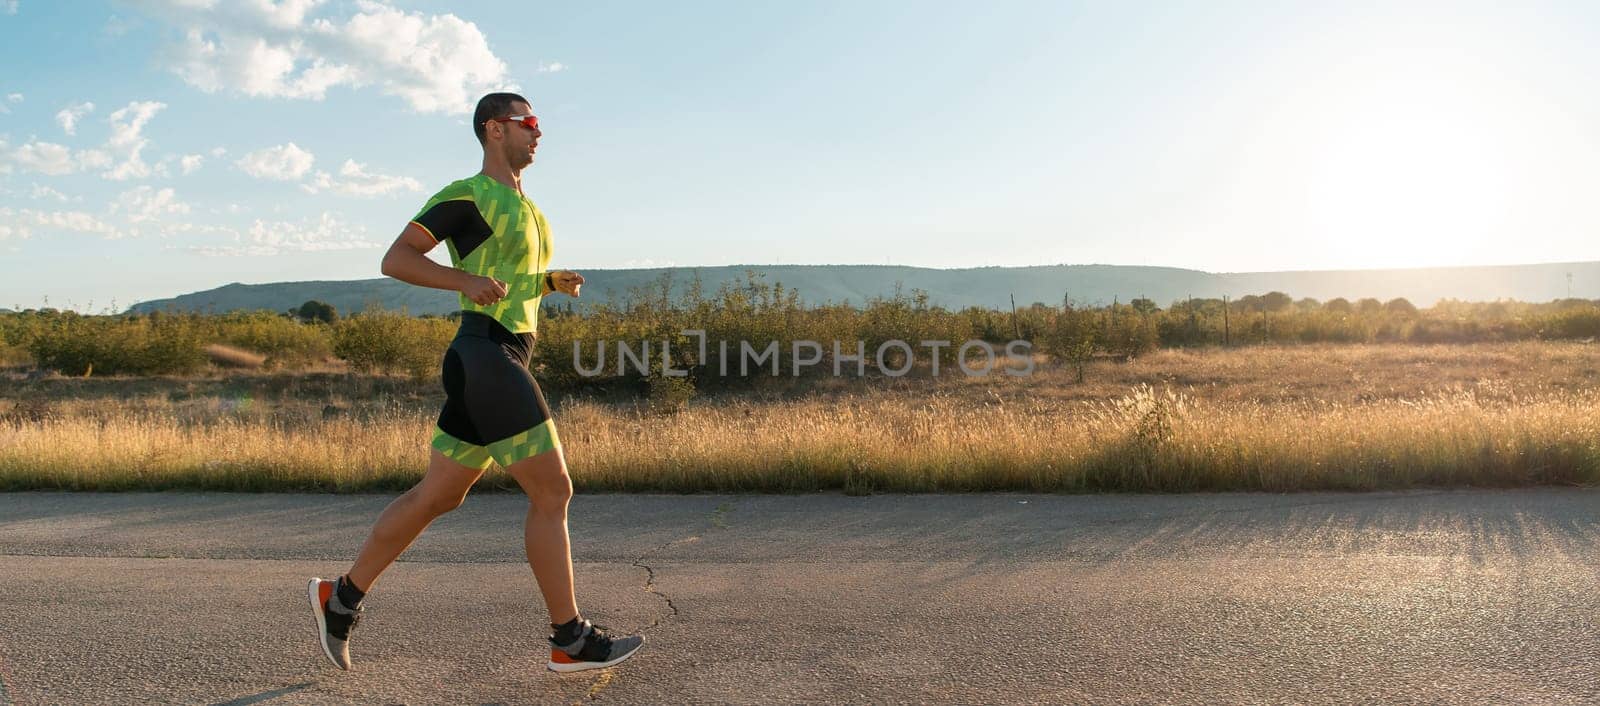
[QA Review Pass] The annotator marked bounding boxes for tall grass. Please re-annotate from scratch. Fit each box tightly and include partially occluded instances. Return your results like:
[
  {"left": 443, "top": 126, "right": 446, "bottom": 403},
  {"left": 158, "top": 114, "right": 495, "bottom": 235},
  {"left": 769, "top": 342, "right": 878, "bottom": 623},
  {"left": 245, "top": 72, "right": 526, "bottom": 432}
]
[
  {"left": 521, "top": 385, "right": 1600, "bottom": 492},
  {"left": 4, "top": 369, "right": 1598, "bottom": 493}
]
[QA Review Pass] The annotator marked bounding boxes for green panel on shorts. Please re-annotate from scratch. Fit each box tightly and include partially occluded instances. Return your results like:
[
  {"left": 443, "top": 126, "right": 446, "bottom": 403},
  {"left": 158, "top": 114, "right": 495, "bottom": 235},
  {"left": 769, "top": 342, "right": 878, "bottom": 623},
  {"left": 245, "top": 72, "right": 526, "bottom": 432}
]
[
  {"left": 486, "top": 419, "right": 562, "bottom": 467},
  {"left": 431, "top": 427, "right": 494, "bottom": 470}
]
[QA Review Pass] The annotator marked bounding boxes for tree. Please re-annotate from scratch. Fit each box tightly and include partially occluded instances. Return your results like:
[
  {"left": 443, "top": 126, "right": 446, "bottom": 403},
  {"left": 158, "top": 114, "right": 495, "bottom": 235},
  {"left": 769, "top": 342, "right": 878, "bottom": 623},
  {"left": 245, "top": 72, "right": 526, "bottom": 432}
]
[
  {"left": 297, "top": 300, "right": 338, "bottom": 323},
  {"left": 1130, "top": 297, "right": 1159, "bottom": 314},
  {"left": 1324, "top": 298, "right": 1353, "bottom": 314},
  {"left": 1383, "top": 297, "right": 1417, "bottom": 316},
  {"left": 1356, "top": 298, "right": 1382, "bottom": 315},
  {"left": 1261, "top": 291, "right": 1293, "bottom": 312}
]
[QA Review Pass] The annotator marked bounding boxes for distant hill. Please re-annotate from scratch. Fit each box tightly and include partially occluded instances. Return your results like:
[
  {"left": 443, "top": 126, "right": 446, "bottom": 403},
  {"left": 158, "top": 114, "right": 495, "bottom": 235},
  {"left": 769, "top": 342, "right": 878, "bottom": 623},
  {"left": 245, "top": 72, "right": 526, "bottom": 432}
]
[{"left": 127, "top": 261, "right": 1600, "bottom": 315}]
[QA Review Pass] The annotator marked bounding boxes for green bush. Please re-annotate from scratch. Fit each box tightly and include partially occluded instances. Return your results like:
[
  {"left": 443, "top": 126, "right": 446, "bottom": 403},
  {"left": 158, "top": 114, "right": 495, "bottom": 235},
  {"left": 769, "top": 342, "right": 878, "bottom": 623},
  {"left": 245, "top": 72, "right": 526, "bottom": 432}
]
[
  {"left": 332, "top": 312, "right": 455, "bottom": 380},
  {"left": 25, "top": 312, "right": 207, "bottom": 375},
  {"left": 1538, "top": 305, "right": 1600, "bottom": 339},
  {"left": 213, "top": 311, "right": 333, "bottom": 369}
]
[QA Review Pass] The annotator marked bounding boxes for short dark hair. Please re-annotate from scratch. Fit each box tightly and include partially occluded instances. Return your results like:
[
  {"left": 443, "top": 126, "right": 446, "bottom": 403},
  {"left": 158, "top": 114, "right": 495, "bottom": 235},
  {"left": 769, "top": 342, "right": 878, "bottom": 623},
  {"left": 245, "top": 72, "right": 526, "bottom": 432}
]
[{"left": 473, "top": 92, "right": 529, "bottom": 145}]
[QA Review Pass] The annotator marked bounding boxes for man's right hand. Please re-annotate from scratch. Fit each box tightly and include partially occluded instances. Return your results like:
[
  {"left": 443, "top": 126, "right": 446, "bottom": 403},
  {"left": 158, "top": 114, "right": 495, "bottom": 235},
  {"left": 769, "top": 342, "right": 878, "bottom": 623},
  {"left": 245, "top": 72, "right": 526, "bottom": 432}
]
[{"left": 460, "top": 274, "right": 508, "bottom": 306}]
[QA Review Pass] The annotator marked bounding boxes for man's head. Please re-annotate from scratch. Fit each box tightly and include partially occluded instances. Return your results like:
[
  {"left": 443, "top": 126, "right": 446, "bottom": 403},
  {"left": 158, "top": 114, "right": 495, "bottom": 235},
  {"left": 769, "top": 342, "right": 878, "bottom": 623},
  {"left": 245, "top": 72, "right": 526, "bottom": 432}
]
[{"left": 473, "top": 92, "right": 541, "bottom": 171}]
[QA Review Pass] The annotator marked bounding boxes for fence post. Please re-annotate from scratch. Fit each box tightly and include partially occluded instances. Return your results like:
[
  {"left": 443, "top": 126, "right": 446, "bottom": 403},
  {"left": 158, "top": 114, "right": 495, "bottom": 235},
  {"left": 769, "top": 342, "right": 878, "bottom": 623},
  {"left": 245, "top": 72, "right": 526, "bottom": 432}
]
[
  {"left": 1010, "top": 293, "right": 1020, "bottom": 339},
  {"left": 1223, "top": 295, "right": 1230, "bottom": 347}
]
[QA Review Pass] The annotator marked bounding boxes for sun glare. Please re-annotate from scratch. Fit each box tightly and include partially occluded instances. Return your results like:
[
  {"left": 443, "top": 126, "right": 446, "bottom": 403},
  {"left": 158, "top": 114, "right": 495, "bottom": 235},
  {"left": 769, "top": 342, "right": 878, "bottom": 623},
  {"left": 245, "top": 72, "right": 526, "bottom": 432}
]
[{"left": 1305, "top": 64, "right": 1519, "bottom": 269}]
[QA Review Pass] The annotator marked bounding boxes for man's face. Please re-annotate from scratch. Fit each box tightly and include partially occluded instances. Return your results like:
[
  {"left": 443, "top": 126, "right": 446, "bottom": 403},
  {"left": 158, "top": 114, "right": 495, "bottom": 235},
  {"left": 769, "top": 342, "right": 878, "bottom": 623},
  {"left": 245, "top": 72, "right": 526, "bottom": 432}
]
[{"left": 495, "top": 100, "right": 541, "bottom": 170}]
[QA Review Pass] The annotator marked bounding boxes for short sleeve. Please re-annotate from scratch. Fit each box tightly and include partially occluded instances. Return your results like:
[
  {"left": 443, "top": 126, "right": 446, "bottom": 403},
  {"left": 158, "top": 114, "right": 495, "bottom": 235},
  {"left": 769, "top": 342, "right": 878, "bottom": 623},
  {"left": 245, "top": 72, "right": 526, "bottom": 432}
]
[{"left": 410, "top": 199, "right": 489, "bottom": 245}]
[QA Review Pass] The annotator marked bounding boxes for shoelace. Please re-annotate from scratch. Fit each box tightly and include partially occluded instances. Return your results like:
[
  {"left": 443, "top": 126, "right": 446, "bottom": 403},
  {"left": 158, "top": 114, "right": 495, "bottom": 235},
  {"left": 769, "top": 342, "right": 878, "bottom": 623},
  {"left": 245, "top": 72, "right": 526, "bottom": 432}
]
[
  {"left": 557, "top": 621, "right": 614, "bottom": 656},
  {"left": 586, "top": 623, "right": 614, "bottom": 652}
]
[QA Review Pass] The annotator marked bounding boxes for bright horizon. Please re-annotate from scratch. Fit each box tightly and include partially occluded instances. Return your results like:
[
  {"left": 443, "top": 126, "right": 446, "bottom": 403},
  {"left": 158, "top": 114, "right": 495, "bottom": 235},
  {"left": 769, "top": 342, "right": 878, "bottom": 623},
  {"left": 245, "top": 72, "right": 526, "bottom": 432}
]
[{"left": 1, "top": 1, "right": 1598, "bottom": 311}]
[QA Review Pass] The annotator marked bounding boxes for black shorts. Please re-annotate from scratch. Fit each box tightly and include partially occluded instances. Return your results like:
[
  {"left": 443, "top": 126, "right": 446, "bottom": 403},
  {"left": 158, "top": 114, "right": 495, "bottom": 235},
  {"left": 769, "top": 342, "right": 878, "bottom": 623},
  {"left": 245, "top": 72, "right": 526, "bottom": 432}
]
[{"left": 430, "top": 312, "right": 560, "bottom": 469}]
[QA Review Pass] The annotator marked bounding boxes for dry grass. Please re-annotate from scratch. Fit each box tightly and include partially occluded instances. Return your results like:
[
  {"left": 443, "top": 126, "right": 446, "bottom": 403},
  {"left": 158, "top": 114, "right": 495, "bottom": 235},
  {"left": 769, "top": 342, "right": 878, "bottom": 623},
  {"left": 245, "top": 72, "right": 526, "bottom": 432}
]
[{"left": 4, "top": 342, "right": 1600, "bottom": 493}]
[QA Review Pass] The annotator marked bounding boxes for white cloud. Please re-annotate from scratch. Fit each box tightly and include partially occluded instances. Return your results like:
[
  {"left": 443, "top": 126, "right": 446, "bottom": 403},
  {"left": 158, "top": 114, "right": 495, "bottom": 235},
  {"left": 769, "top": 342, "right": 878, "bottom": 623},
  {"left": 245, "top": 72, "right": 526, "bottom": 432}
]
[
  {"left": 209, "top": 146, "right": 227, "bottom": 157},
  {"left": 9, "top": 142, "right": 75, "bottom": 175},
  {"left": 302, "top": 159, "right": 421, "bottom": 197},
  {"left": 179, "top": 153, "right": 204, "bottom": 174},
  {"left": 192, "top": 211, "right": 377, "bottom": 255},
  {"left": 79, "top": 149, "right": 113, "bottom": 170},
  {"left": 0, "top": 100, "right": 163, "bottom": 179},
  {"left": 171, "top": 28, "right": 354, "bottom": 100},
  {"left": 1, "top": 1, "right": 17, "bottom": 15},
  {"left": 55, "top": 101, "right": 95, "bottom": 136},
  {"left": 113, "top": 185, "right": 191, "bottom": 226},
  {"left": 252, "top": 0, "right": 325, "bottom": 28},
  {"left": 537, "top": 62, "right": 566, "bottom": 73},
  {"left": 48, "top": 211, "right": 119, "bottom": 237},
  {"left": 162, "top": 221, "right": 237, "bottom": 237},
  {"left": 4, "top": 93, "right": 19, "bottom": 102},
  {"left": 2, "top": 184, "right": 216, "bottom": 242},
  {"left": 28, "top": 184, "right": 71, "bottom": 202},
  {"left": 140, "top": 0, "right": 509, "bottom": 113},
  {"left": 4, "top": 208, "right": 119, "bottom": 239},
  {"left": 236, "top": 142, "right": 315, "bottom": 180},
  {"left": 2, "top": 142, "right": 110, "bottom": 176},
  {"left": 103, "top": 101, "right": 166, "bottom": 180},
  {"left": 0, "top": 208, "right": 23, "bottom": 239}
]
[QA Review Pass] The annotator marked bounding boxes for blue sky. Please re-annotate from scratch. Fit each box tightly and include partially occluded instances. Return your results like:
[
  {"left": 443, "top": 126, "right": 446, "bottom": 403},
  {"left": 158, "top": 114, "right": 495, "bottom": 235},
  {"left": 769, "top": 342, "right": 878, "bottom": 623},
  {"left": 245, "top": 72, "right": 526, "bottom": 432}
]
[{"left": 1, "top": 0, "right": 1598, "bottom": 311}]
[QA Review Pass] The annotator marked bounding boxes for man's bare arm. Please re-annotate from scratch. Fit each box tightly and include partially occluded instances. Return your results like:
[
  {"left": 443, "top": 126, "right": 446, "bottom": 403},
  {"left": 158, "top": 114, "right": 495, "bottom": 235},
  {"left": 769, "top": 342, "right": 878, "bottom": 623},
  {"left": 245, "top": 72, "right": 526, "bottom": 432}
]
[{"left": 380, "top": 223, "right": 506, "bottom": 306}]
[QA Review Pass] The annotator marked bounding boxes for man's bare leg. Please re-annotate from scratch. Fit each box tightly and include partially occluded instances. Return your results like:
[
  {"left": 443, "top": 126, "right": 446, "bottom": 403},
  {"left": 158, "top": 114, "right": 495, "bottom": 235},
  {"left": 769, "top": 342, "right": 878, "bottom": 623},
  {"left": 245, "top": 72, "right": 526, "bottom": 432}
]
[
  {"left": 504, "top": 447, "right": 579, "bottom": 624},
  {"left": 309, "top": 449, "right": 483, "bottom": 669},
  {"left": 345, "top": 449, "right": 485, "bottom": 591}
]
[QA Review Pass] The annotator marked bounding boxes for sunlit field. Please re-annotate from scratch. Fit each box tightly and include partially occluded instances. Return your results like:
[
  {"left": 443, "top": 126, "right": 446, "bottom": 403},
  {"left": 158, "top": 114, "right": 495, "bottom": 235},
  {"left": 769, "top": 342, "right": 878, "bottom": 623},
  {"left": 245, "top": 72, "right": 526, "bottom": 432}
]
[{"left": 5, "top": 341, "right": 1599, "bottom": 493}]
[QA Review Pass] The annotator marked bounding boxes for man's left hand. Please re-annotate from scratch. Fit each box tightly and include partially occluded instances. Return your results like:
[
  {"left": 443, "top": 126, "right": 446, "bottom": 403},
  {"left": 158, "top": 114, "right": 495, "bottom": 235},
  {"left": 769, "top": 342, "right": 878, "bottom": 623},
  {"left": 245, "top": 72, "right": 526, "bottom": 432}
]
[{"left": 551, "top": 270, "right": 584, "bottom": 297}]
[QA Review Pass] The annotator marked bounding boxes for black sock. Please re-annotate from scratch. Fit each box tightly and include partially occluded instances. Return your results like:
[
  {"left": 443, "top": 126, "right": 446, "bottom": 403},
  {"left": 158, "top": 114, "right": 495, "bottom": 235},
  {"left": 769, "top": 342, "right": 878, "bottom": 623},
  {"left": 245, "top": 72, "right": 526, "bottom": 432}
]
[
  {"left": 551, "top": 616, "right": 584, "bottom": 643},
  {"left": 335, "top": 575, "right": 366, "bottom": 610}
]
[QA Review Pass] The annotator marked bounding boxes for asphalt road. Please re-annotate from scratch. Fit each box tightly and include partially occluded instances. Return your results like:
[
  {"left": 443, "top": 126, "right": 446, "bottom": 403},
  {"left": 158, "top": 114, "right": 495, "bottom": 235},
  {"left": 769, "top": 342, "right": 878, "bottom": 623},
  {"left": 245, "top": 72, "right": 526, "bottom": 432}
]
[{"left": 2, "top": 489, "right": 1599, "bottom": 705}]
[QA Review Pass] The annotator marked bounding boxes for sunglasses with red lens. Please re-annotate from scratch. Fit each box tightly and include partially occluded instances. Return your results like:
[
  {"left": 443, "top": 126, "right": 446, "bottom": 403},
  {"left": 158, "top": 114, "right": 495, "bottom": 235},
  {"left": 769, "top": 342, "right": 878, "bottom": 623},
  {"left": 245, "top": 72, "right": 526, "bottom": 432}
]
[{"left": 487, "top": 114, "right": 539, "bottom": 132}]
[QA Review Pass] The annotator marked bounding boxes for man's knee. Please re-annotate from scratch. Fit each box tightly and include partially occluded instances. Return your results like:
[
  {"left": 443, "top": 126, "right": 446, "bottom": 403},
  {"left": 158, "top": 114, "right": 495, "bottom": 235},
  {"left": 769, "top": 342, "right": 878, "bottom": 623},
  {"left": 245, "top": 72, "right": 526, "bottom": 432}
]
[
  {"left": 529, "top": 470, "right": 573, "bottom": 515},
  {"left": 512, "top": 452, "right": 572, "bottom": 514},
  {"left": 412, "top": 485, "right": 469, "bottom": 517}
]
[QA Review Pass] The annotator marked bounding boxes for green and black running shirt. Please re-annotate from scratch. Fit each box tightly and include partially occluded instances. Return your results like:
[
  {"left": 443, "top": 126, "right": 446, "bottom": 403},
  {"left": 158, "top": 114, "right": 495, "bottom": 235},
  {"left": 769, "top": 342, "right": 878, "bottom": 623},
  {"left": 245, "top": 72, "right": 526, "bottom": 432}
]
[{"left": 409, "top": 174, "right": 554, "bottom": 335}]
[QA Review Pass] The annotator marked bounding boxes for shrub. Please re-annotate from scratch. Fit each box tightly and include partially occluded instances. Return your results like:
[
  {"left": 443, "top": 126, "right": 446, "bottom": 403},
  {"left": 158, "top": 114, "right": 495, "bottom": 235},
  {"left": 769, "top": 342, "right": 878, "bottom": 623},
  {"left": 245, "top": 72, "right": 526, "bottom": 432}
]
[
  {"left": 297, "top": 300, "right": 339, "bottom": 323},
  {"left": 332, "top": 312, "right": 454, "bottom": 379},
  {"left": 25, "top": 313, "right": 206, "bottom": 375},
  {"left": 213, "top": 311, "right": 333, "bottom": 369}
]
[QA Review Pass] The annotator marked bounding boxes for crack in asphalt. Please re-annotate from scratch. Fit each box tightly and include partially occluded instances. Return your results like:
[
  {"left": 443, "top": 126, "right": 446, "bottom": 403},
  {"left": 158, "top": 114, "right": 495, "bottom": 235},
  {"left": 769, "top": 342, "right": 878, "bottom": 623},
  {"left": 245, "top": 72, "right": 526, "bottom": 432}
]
[
  {"left": 630, "top": 536, "right": 696, "bottom": 631},
  {"left": 578, "top": 537, "right": 692, "bottom": 703},
  {"left": 582, "top": 504, "right": 735, "bottom": 702}
]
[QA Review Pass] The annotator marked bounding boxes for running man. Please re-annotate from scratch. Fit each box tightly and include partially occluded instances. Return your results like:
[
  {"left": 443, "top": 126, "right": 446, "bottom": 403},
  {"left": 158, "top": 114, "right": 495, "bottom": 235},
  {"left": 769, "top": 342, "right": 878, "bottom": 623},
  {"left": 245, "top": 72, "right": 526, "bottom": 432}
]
[{"left": 306, "top": 92, "right": 644, "bottom": 674}]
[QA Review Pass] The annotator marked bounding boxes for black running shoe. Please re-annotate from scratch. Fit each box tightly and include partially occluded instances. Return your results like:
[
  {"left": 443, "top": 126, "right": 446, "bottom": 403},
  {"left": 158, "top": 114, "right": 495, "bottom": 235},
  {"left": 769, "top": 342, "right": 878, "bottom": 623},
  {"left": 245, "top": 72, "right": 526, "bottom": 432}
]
[
  {"left": 307, "top": 577, "right": 363, "bottom": 670},
  {"left": 547, "top": 619, "right": 645, "bottom": 673}
]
